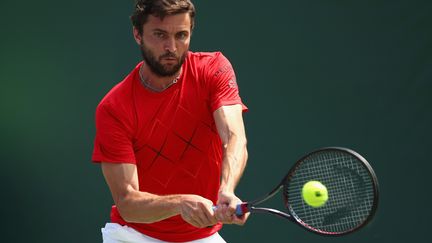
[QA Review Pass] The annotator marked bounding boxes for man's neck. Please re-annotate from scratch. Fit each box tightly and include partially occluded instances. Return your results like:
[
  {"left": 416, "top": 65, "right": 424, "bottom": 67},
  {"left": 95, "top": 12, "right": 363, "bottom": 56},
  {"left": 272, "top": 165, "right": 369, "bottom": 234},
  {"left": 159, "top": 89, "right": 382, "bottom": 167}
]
[{"left": 139, "top": 63, "right": 181, "bottom": 92}]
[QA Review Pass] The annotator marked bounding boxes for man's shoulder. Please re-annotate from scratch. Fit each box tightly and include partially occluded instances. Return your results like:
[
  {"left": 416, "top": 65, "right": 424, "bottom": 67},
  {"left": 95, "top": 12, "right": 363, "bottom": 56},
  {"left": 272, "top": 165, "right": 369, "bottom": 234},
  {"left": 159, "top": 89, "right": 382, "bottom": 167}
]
[
  {"left": 187, "top": 51, "right": 227, "bottom": 64},
  {"left": 97, "top": 64, "right": 139, "bottom": 111},
  {"left": 186, "top": 51, "right": 232, "bottom": 75},
  {"left": 99, "top": 79, "right": 131, "bottom": 107}
]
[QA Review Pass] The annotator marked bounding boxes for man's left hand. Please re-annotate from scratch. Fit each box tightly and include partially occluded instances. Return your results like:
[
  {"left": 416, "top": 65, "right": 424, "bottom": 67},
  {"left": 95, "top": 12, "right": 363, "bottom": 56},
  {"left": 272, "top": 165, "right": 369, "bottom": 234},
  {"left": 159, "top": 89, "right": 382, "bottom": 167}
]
[{"left": 215, "top": 190, "right": 249, "bottom": 225}]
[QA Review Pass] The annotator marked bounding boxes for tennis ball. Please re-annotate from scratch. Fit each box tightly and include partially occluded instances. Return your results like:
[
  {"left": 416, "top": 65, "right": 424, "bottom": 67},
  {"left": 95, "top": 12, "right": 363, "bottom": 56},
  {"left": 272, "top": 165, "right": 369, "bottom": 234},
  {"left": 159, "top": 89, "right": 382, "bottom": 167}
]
[{"left": 302, "top": 181, "right": 328, "bottom": 207}]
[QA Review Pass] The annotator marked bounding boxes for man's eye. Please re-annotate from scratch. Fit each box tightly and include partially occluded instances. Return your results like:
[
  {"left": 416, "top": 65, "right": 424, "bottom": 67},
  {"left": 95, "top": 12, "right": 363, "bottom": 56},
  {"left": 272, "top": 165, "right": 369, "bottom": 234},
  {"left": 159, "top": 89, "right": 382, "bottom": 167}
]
[
  {"left": 176, "top": 32, "right": 188, "bottom": 40},
  {"left": 154, "top": 32, "right": 166, "bottom": 39}
]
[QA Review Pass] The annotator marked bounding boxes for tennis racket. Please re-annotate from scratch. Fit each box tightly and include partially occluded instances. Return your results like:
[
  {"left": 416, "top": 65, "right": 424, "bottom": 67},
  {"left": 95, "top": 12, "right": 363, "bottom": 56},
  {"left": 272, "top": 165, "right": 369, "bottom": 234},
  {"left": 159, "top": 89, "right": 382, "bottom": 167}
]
[{"left": 235, "top": 147, "right": 379, "bottom": 236}]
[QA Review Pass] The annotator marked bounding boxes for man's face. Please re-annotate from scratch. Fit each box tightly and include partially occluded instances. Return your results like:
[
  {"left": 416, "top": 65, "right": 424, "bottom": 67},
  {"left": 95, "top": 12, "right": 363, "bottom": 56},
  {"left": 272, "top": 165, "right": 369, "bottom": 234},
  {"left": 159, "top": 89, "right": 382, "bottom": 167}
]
[{"left": 135, "top": 13, "right": 192, "bottom": 77}]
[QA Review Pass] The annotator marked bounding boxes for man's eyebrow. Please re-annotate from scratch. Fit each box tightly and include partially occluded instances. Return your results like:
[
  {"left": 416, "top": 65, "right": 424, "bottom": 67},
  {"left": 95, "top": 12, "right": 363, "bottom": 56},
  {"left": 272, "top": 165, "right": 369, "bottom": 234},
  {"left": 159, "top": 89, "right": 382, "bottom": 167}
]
[
  {"left": 152, "top": 28, "right": 168, "bottom": 33},
  {"left": 152, "top": 28, "right": 189, "bottom": 33}
]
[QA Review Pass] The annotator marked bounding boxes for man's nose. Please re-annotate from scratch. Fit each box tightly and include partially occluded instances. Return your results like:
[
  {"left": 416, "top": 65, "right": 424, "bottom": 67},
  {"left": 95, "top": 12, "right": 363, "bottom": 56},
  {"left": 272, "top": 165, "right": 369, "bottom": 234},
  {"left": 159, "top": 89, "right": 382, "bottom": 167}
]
[{"left": 164, "top": 37, "right": 177, "bottom": 53}]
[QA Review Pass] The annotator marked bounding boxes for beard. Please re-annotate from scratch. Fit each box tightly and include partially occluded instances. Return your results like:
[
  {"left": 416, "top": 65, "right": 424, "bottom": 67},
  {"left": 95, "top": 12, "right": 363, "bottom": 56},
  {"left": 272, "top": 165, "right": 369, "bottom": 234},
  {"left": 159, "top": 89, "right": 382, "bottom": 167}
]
[{"left": 140, "top": 41, "right": 187, "bottom": 77}]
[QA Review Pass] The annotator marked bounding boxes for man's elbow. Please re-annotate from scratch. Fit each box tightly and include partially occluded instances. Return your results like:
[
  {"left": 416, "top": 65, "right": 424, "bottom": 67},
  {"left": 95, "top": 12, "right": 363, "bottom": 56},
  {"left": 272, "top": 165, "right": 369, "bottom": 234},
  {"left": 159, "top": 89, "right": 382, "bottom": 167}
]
[
  {"left": 226, "top": 131, "right": 247, "bottom": 146},
  {"left": 116, "top": 196, "right": 137, "bottom": 223},
  {"left": 239, "top": 136, "right": 247, "bottom": 154},
  {"left": 115, "top": 194, "right": 160, "bottom": 224}
]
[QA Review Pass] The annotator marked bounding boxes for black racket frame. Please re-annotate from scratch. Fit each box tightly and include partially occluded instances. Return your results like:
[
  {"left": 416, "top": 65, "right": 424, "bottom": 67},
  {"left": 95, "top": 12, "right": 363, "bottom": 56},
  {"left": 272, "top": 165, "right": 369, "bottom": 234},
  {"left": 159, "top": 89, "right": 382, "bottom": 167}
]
[{"left": 239, "top": 147, "right": 379, "bottom": 236}]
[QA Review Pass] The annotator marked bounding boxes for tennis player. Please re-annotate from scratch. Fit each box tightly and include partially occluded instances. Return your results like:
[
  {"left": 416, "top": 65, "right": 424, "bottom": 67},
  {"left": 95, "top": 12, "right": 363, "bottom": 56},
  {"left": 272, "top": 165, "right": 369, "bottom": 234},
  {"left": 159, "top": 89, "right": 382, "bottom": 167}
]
[{"left": 92, "top": 0, "right": 249, "bottom": 242}]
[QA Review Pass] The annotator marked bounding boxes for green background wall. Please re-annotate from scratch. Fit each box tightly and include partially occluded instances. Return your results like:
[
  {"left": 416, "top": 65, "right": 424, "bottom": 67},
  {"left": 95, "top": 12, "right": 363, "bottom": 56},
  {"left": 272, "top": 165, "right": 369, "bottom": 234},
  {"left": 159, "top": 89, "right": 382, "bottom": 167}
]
[{"left": 1, "top": 0, "right": 431, "bottom": 242}]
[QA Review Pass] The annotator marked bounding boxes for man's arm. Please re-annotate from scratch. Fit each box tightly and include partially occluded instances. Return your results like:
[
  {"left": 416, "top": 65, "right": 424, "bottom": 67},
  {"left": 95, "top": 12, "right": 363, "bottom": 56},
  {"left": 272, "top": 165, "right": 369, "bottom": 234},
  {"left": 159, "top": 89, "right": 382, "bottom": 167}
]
[
  {"left": 101, "top": 162, "right": 217, "bottom": 228},
  {"left": 213, "top": 104, "right": 248, "bottom": 225}
]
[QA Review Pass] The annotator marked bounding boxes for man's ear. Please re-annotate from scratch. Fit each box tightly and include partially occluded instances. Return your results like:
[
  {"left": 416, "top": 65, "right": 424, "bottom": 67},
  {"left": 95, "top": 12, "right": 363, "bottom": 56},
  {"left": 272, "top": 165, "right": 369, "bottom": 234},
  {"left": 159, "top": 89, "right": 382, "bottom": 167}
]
[{"left": 132, "top": 27, "right": 142, "bottom": 45}]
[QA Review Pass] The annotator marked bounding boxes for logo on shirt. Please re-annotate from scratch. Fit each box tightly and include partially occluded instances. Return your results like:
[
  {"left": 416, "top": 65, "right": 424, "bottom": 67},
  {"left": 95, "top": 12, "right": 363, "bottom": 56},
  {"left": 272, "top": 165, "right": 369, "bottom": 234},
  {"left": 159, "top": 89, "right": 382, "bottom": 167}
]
[
  {"left": 213, "top": 65, "right": 232, "bottom": 78},
  {"left": 228, "top": 79, "right": 238, "bottom": 88}
]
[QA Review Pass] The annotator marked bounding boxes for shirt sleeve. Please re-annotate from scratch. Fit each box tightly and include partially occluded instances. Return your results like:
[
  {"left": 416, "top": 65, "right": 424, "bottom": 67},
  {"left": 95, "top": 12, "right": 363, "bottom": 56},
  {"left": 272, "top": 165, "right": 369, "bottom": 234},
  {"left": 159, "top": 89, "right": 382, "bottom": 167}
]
[
  {"left": 92, "top": 102, "right": 136, "bottom": 164},
  {"left": 206, "top": 52, "right": 248, "bottom": 113}
]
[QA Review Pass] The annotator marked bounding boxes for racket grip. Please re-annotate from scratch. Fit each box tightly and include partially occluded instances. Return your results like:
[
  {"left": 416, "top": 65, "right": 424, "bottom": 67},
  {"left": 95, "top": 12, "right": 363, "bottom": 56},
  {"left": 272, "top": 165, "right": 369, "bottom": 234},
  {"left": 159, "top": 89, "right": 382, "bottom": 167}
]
[
  {"left": 236, "top": 203, "right": 249, "bottom": 216},
  {"left": 212, "top": 203, "right": 249, "bottom": 216}
]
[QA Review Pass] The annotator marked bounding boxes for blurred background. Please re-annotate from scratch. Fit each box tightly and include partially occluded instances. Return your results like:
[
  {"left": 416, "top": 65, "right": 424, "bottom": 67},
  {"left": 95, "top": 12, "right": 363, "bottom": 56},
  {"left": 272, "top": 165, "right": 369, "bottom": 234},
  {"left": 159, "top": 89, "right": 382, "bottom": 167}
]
[{"left": 1, "top": 0, "right": 431, "bottom": 242}]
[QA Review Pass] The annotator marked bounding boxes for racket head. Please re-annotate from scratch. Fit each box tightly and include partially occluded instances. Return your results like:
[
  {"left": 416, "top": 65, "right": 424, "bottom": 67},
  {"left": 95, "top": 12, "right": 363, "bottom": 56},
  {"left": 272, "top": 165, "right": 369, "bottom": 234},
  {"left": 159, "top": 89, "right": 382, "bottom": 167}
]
[{"left": 282, "top": 147, "right": 379, "bottom": 236}]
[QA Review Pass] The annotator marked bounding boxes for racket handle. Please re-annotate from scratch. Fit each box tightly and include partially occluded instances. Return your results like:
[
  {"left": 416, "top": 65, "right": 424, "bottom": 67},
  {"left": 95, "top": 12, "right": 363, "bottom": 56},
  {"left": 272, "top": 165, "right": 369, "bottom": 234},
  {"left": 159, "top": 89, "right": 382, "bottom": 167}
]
[
  {"left": 236, "top": 203, "right": 249, "bottom": 216},
  {"left": 212, "top": 203, "right": 249, "bottom": 216}
]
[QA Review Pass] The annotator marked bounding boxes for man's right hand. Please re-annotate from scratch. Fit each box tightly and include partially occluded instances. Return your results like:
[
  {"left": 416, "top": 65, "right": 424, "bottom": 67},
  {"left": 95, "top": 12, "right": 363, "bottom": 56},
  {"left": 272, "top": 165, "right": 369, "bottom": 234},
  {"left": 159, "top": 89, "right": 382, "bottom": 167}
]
[{"left": 178, "top": 195, "right": 218, "bottom": 228}]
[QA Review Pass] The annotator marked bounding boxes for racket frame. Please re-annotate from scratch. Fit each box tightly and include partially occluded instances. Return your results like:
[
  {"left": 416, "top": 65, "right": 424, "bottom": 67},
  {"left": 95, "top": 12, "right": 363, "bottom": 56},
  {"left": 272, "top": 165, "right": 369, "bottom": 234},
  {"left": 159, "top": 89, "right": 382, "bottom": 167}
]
[{"left": 237, "top": 147, "right": 379, "bottom": 236}]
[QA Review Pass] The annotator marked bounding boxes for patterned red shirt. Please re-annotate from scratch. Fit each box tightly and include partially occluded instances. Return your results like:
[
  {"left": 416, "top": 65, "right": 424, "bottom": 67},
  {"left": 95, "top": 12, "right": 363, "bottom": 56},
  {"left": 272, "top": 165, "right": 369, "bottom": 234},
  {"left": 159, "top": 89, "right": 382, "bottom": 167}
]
[{"left": 92, "top": 51, "right": 247, "bottom": 242}]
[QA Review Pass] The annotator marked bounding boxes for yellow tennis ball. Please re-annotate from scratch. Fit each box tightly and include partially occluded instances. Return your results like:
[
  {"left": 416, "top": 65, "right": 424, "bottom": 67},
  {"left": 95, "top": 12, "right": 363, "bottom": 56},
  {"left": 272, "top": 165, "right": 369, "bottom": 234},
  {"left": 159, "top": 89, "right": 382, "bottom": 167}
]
[{"left": 302, "top": 181, "right": 328, "bottom": 207}]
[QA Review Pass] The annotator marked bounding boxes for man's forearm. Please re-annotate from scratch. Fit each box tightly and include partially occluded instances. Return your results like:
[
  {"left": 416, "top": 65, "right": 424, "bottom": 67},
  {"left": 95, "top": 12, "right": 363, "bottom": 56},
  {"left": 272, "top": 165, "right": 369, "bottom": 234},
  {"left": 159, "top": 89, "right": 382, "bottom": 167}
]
[
  {"left": 117, "top": 191, "right": 183, "bottom": 223},
  {"left": 219, "top": 134, "right": 248, "bottom": 193}
]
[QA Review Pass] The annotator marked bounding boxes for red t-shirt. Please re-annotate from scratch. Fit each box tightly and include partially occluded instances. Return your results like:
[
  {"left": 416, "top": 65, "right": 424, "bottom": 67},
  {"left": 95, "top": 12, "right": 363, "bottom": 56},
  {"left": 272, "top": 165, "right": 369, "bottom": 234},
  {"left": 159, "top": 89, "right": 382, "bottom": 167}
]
[{"left": 92, "top": 51, "right": 247, "bottom": 242}]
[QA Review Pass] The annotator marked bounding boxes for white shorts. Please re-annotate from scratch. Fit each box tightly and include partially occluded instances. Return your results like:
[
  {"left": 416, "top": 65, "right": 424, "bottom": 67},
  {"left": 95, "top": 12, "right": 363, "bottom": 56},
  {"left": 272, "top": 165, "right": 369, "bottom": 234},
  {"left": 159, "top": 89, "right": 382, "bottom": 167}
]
[{"left": 101, "top": 223, "right": 226, "bottom": 243}]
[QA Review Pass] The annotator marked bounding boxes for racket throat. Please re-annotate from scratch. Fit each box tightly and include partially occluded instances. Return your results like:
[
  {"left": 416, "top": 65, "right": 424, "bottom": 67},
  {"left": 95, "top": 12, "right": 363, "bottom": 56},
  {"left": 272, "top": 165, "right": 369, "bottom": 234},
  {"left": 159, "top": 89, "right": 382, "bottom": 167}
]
[
  {"left": 250, "top": 206, "right": 292, "bottom": 220},
  {"left": 236, "top": 203, "right": 292, "bottom": 220}
]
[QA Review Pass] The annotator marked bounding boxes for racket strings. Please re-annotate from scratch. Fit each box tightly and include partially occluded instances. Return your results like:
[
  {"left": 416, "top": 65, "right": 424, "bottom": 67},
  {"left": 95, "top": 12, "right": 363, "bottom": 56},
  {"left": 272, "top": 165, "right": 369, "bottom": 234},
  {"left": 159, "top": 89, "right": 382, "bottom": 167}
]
[{"left": 285, "top": 150, "right": 376, "bottom": 234}]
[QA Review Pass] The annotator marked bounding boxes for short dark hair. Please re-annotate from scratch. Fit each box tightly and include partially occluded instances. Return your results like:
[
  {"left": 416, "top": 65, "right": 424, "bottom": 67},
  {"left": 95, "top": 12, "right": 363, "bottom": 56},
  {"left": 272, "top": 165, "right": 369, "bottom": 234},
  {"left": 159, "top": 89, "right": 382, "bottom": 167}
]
[{"left": 131, "top": 0, "right": 196, "bottom": 35}]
